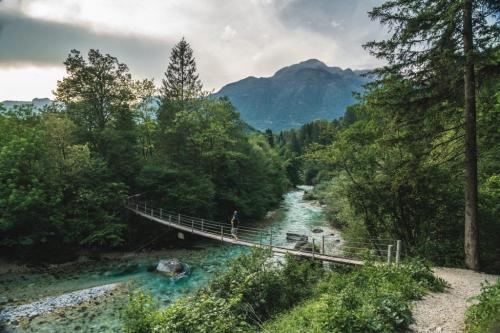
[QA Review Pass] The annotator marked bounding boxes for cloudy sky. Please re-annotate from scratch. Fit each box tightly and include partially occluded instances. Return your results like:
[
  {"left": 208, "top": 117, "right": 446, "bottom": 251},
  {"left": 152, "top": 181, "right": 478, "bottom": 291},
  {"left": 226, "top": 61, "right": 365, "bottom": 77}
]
[{"left": 0, "top": 0, "right": 387, "bottom": 100}]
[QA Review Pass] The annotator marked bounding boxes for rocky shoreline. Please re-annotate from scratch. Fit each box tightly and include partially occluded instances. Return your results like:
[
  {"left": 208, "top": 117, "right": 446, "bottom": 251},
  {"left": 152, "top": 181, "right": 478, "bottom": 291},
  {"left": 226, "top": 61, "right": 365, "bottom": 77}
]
[{"left": 0, "top": 282, "right": 122, "bottom": 324}]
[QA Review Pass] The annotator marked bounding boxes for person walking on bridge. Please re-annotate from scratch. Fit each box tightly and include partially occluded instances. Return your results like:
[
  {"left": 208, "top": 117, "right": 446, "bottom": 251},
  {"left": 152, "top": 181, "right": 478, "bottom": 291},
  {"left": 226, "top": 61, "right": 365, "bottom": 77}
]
[{"left": 231, "top": 210, "right": 240, "bottom": 240}]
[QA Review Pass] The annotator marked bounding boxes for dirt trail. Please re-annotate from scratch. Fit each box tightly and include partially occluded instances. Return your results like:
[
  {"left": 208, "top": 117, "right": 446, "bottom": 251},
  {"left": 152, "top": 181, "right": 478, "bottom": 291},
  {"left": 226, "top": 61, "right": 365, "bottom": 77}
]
[{"left": 409, "top": 267, "right": 498, "bottom": 333}]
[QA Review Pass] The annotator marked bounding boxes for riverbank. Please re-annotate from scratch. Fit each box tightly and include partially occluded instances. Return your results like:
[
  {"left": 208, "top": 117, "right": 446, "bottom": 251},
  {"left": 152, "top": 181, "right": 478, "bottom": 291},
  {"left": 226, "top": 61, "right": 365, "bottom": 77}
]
[{"left": 0, "top": 283, "right": 123, "bottom": 324}]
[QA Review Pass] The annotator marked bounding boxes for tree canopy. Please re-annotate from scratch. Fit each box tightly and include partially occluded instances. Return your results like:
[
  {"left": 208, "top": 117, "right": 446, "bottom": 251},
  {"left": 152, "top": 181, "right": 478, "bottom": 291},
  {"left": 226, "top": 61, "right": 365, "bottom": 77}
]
[{"left": 0, "top": 42, "right": 288, "bottom": 259}]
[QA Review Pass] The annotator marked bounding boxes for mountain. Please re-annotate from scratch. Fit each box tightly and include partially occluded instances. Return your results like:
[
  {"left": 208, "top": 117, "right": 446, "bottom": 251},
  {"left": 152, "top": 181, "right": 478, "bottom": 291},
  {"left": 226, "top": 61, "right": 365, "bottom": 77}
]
[
  {"left": 1, "top": 98, "right": 53, "bottom": 109},
  {"left": 214, "top": 59, "right": 371, "bottom": 131}
]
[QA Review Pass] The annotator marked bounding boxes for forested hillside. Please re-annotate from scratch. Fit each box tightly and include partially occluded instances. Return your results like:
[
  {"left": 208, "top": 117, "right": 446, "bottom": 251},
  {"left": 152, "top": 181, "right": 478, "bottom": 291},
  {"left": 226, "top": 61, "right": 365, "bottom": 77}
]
[{"left": 0, "top": 41, "right": 288, "bottom": 260}]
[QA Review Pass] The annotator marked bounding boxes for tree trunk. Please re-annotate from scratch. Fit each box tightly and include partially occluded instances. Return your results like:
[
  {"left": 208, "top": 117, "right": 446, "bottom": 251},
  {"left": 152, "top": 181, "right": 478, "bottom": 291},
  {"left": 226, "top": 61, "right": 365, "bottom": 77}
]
[{"left": 463, "top": 0, "right": 479, "bottom": 271}]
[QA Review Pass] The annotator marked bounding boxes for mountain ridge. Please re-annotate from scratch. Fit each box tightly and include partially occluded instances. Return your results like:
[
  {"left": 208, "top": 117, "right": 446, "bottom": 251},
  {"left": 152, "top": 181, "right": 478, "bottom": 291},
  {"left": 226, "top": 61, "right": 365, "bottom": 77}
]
[
  {"left": 215, "top": 59, "right": 371, "bottom": 131},
  {"left": 1, "top": 98, "right": 53, "bottom": 109}
]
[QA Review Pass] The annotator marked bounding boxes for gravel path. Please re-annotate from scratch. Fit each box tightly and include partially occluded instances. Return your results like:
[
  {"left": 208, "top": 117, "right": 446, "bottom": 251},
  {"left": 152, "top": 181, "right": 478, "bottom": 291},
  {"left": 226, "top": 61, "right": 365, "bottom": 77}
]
[{"left": 409, "top": 268, "right": 499, "bottom": 333}]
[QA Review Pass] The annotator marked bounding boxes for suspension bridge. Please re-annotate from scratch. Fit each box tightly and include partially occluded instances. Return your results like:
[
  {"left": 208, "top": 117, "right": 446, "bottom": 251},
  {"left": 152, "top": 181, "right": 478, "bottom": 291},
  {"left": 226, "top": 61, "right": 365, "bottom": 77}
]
[{"left": 126, "top": 199, "right": 402, "bottom": 266}]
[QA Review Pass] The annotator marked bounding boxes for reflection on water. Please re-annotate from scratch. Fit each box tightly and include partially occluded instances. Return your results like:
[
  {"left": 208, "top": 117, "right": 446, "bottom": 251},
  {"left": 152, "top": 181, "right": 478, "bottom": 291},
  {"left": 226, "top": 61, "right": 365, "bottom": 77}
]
[{"left": 0, "top": 186, "right": 328, "bottom": 332}]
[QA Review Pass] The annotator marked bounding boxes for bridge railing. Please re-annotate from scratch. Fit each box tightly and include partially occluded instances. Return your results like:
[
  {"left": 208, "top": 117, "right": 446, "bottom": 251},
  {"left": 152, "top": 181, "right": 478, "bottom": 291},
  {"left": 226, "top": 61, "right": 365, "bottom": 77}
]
[{"left": 125, "top": 199, "right": 402, "bottom": 264}]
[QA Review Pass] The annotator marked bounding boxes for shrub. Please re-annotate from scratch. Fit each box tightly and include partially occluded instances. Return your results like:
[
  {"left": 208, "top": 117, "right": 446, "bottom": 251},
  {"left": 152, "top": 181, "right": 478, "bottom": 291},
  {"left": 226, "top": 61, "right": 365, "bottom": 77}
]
[
  {"left": 152, "top": 294, "right": 252, "bottom": 333},
  {"left": 465, "top": 280, "right": 500, "bottom": 333},
  {"left": 206, "top": 248, "right": 323, "bottom": 324},
  {"left": 122, "top": 291, "right": 158, "bottom": 333},
  {"left": 262, "top": 260, "right": 446, "bottom": 333}
]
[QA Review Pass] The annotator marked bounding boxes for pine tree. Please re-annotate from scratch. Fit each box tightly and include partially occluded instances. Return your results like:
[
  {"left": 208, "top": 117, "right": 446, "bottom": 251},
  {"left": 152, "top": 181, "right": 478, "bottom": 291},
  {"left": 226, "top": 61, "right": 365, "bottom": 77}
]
[
  {"left": 365, "top": 0, "right": 499, "bottom": 270},
  {"left": 265, "top": 129, "right": 275, "bottom": 148},
  {"left": 161, "top": 38, "right": 202, "bottom": 104}
]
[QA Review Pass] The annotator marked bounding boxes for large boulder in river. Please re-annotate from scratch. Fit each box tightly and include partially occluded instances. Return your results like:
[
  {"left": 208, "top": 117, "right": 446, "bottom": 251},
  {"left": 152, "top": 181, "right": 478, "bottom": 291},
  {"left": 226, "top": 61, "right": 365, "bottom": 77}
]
[
  {"left": 286, "top": 233, "right": 308, "bottom": 242},
  {"left": 156, "top": 259, "right": 185, "bottom": 277}
]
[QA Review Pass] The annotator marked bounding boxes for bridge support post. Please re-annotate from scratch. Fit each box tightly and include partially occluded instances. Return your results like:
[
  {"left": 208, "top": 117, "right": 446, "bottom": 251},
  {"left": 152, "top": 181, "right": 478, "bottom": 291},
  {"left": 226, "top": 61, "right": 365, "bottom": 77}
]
[
  {"left": 312, "top": 238, "right": 315, "bottom": 260},
  {"left": 168, "top": 214, "right": 171, "bottom": 226},
  {"left": 151, "top": 208, "right": 153, "bottom": 216},
  {"left": 321, "top": 235, "right": 325, "bottom": 254},
  {"left": 220, "top": 226, "right": 223, "bottom": 243},
  {"left": 144, "top": 202, "right": 147, "bottom": 212},
  {"left": 178, "top": 214, "right": 181, "bottom": 224},
  {"left": 160, "top": 209, "right": 162, "bottom": 219},
  {"left": 395, "top": 240, "right": 401, "bottom": 265},
  {"left": 191, "top": 220, "right": 194, "bottom": 233},
  {"left": 201, "top": 219, "right": 204, "bottom": 232},
  {"left": 136, "top": 203, "right": 138, "bottom": 211},
  {"left": 387, "top": 244, "right": 393, "bottom": 265}
]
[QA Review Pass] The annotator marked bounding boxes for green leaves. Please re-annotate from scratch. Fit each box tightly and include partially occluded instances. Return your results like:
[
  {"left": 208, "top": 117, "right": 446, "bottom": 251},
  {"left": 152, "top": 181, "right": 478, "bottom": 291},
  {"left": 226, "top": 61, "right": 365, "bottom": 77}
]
[
  {"left": 0, "top": 106, "right": 127, "bottom": 255},
  {"left": 146, "top": 96, "right": 287, "bottom": 220},
  {"left": 263, "top": 260, "right": 446, "bottom": 333},
  {"left": 465, "top": 280, "right": 500, "bottom": 333},
  {"left": 160, "top": 38, "right": 202, "bottom": 103}
]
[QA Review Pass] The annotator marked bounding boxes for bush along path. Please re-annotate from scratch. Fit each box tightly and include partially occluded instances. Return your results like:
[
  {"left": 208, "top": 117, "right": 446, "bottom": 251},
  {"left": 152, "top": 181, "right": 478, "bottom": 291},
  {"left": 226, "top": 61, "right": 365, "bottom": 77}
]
[
  {"left": 465, "top": 279, "right": 500, "bottom": 333},
  {"left": 261, "top": 259, "right": 447, "bottom": 333},
  {"left": 409, "top": 268, "right": 499, "bottom": 333}
]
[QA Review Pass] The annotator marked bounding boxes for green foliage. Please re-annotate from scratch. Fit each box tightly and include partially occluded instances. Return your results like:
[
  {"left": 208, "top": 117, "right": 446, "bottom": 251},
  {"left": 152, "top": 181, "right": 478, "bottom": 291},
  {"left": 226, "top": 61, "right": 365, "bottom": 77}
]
[
  {"left": 146, "top": 96, "right": 288, "bottom": 220},
  {"left": 298, "top": 47, "right": 500, "bottom": 270},
  {"left": 0, "top": 44, "right": 288, "bottom": 257},
  {"left": 54, "top": 49, "right": 141, "bottom": 185},
  {"left": 206, "top": 249, "right": 322, "bottom": 324},
  {"left": 122, "top": 291, "right": 158, "bottom": 333},
  {"left": 122, "top": 249, "right": 323, "bottom": 332},
  {"left": 136, "top": 163, "right": 216, "bottom": 217},
  {"left": 160, "top": 37, "right": 202, "bottom": 103},
  {"left": 150, "top": 294, "right": 251, "bottom": 333},
  {"left": 0, "top": 106, "right": 128, "bottom": 255},
  {"left": 465, "top": 280, "right": 500, "bottom": 333},
  {"left": 263, "top": 260, "right": 447, "bottom": 333},
  {"left": 277, "top": 119, "right": 339, "bottom": 185}
]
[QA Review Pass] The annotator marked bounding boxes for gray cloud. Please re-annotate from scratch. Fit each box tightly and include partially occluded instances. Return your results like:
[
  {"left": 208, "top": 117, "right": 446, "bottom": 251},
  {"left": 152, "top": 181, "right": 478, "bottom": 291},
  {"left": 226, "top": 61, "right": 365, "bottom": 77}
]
[
  {"left": 278, "top": 0, "right": 386, "bottom": 67},
  {"left": 0, "top": 9, "right": 173, "bottom": 79},
  {"left": 279, "top": 0, "right": 383, "bottom": 35},
  {"left": 0, "top": 0, "right": 389, "bottom": 99}
]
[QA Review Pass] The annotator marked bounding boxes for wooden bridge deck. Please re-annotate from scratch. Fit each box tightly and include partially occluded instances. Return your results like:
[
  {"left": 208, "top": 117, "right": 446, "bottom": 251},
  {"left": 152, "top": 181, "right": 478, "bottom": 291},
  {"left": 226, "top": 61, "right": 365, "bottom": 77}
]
[{"left": 127, "top": 204, "right": 364, "bottom": 266}]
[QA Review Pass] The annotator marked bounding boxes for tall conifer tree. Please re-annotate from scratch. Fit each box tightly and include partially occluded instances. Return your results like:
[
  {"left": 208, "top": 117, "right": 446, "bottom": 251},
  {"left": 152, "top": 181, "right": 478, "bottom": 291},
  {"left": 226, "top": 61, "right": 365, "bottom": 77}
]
[{"left": 161, "top": 38, "right": 202, "bottom": 104}]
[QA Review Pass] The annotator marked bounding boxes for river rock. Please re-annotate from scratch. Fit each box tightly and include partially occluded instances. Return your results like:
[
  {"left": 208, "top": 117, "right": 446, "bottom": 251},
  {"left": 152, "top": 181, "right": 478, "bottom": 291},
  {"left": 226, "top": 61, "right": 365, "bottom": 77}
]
[
  {"left": 286, "top": 233, "right": 308, "bottom": 242},
  {"left": 156, "top": 259, "right": 184, "bottom": 276},
  {"left": 0, "top": 283, "right": 120, "bottom": 322},
  {"left": 312, "top": 228, "right": 323, "bottom": 234}
]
